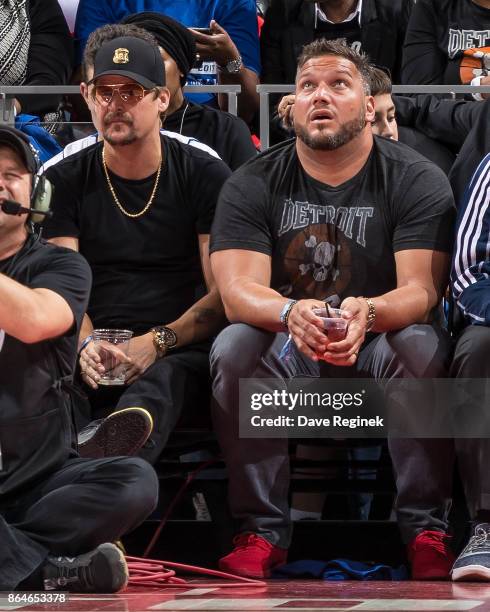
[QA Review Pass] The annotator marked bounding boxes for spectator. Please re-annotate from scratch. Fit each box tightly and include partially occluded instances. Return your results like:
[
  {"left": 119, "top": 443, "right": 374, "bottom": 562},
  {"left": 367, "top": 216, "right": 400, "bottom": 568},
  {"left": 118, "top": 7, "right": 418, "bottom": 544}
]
[
  {"left": 0, "top": 126, "right": 158, "bottom": 592},
  {"left": 369, "top": 67, "right": 456, "bottom": 173},
  {"left": 448, "top": 97, "right": 490, "bottom": 581},
  {"left": 74, "top": 0, "right": 261, "bottom": 123},
  {"left": 261, "top": 0, "right": 413, "bottom": 143},
  {"left": 42, "top": 24, "right": 222, "bottom": 174},
  {"left": 0, "top": 0, "right": 73, "bottom": 121},
  {"left": 42, "top": 31, "right": 231, "bottom": 464},
  {"left": 209, "top": 39, "right": 455, "bottom": 579},
  {"left": 276, "top": 66, "right": 456, "bottom": 172},
  {"left": 121, "top": 12, "right": 257, "bottom": 169},
  {"left": 402, "top": 0, "right": 490, "bottom": 85},
  {"left": 390, "top": 93, "right": 487, "bottom": 201}
]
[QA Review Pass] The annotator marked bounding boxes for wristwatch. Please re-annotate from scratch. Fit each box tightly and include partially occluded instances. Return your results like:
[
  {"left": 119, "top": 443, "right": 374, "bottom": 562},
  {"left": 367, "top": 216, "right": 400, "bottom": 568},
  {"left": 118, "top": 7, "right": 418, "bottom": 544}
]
[
  {"left": 218, "top": 55, "right": 243, "bottom": 74},
  {"left": 151, "top": 325, "right": 177, "bottom": 357}
]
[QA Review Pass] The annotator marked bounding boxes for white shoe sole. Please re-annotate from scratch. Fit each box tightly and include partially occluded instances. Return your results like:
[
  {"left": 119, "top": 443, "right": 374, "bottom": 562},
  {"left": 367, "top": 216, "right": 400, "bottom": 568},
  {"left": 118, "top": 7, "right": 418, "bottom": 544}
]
[
  {"left": 452, "top": 564, "right": 490, "bottom": 582},
  {"left": 78, "top": 407, "right": 153, "bottom": 458}
]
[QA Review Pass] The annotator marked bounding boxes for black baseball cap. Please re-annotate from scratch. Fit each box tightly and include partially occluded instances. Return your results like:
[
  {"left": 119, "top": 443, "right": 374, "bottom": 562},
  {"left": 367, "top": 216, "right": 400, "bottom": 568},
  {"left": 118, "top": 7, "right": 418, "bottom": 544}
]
[
  {"left": 0, "top": 126, "right": 38, "bottom": 173},
  {"left": 89, "top": 36, "right": 166, "bottom": 88}
]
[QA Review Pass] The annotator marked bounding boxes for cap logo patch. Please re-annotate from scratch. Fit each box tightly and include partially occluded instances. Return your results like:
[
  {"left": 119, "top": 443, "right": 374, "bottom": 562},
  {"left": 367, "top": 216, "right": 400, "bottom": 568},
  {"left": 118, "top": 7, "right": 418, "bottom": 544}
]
[{"left": 113, "top": 48, "right": 129, "bottom": 64}]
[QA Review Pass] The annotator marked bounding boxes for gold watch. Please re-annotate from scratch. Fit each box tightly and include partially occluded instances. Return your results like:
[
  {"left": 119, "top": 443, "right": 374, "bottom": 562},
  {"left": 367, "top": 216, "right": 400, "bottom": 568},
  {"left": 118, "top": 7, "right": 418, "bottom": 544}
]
[{"left": 151, "top": 326, "right": 177, "bottom": 357}]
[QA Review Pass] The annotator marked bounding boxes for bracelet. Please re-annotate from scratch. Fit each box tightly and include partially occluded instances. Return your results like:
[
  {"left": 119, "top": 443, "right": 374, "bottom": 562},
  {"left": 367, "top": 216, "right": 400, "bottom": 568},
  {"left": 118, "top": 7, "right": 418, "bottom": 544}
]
[
  {"left": 279, "top": 299, "right": 298, "bottom": 329},
  {"left": 362, "top": 297, "right": 376, "bottom": 332},
  {"left": 78, "top": 334, "right": 93, "bottom": 354}
]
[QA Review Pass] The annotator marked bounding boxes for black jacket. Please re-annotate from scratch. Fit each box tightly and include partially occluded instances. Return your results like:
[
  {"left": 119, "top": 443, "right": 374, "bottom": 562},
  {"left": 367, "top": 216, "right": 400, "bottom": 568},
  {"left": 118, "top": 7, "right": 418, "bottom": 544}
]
[
  {"left": 393, "top": 94, "right": 487, "bottom": 205},
  {"left": 261, "top": 0, "right": 414, "bottom": 86},
  {"left": 16, "top": 0, "right": 74, "bottom": 117}
]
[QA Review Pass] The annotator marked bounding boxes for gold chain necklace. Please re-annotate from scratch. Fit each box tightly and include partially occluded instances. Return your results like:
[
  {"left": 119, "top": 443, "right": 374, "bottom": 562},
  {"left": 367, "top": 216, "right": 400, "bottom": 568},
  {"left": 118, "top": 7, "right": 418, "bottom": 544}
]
[{"left": 102, "top": 147, "right": 162, "bottom": 218}]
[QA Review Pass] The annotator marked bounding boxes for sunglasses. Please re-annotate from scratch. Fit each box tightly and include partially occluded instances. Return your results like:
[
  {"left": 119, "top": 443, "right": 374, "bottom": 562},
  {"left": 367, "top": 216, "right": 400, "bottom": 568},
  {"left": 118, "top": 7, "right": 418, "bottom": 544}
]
[{"left": 91, "top": 83, "right": 154, "bottom": 106}]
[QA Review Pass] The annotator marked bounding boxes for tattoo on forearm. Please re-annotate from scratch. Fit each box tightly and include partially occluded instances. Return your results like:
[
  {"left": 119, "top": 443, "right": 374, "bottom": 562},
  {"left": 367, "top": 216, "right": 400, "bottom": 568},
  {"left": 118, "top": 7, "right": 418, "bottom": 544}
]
[{"left": 193, "top": 307, "right": 219, "bottom": 325}]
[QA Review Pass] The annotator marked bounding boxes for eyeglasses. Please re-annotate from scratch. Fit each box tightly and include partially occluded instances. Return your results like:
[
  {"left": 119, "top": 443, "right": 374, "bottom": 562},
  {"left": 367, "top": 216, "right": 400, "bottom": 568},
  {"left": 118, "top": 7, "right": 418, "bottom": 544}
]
[{"left": 91, "top": 83, "right": 154, "bottom": 106}]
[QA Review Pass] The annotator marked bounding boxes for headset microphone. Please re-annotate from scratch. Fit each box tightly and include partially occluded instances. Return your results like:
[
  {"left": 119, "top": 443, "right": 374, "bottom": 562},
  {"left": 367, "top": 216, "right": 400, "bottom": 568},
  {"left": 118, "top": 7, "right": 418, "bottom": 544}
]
[{"left": 1, "top": 200, "right": 53, "bottom": 218}]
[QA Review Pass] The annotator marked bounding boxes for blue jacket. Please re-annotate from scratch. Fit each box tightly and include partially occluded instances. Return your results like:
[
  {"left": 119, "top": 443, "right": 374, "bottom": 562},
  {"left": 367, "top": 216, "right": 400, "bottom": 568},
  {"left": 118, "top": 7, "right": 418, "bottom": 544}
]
[{"left": 451, "top": 151, "right": 490, "bottom": 325}]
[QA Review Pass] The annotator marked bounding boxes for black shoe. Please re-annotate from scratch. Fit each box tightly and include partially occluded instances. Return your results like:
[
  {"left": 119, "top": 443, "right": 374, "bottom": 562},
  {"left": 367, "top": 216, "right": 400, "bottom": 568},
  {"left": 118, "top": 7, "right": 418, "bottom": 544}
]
[
  {"left": 452, "top": 523, "right": 490, "bottom": 581},
  {"left": 43, "top": 543, "right": 128, "bottom": 592},
  {"left": 78, "top": 407, "right": 153, "bottom": 458}
]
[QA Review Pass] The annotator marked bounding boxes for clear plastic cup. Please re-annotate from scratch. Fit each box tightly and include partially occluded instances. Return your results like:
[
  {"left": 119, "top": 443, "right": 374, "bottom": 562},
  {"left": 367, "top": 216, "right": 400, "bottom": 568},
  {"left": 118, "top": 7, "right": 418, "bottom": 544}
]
[
  {"left": 313, "top": 307, "right": 349, "bottom": 341},
  {"left": 92, "top": 329, "right": 133, "bottom": 385}
]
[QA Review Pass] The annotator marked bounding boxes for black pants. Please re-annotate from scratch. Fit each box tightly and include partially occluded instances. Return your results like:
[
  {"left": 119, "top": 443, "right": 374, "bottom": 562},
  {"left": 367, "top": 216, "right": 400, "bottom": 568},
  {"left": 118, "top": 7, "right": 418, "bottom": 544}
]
[
  {"left": 83, "top": 344, "right": 211, "bottom": 464},
  {"left": 0, "top": 456, "right": 158, "bottom": 590}
]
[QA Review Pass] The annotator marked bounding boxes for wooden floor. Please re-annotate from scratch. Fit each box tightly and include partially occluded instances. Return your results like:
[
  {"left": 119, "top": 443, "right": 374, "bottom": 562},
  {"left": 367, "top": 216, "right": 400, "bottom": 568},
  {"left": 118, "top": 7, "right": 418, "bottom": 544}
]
[{"left": 4, "top": 581, "right": 490, "bottom": 612}]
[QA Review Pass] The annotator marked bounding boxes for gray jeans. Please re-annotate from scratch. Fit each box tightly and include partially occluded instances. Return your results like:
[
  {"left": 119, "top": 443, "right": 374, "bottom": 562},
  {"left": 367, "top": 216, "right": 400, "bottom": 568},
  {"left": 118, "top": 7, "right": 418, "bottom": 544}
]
[{"left": 210, "top": 323, "right": 453, "bottom": 547}]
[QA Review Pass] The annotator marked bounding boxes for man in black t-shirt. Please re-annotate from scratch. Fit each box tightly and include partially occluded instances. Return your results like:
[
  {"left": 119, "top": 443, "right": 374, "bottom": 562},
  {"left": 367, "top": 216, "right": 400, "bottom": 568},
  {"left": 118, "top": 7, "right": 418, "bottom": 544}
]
[
  {"left": 0, "top": 127, "right": 158, "bottom": 592},
  {"left": 210, "top": 39, "right": 456, "bottom": 579},
  {"left": 43, "top": 30, "right": 231, "bottom": 464},
  {"left": 402, "top": 0, "right": 490, "bottom": 85}
]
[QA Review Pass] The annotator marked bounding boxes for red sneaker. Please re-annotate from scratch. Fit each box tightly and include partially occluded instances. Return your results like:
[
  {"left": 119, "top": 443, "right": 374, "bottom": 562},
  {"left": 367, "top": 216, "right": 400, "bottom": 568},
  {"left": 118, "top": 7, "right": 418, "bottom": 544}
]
[
  {"left": 408, "top": 530, "right": 455, "bottom": 580},
  {"left": 219, "top": 533, "right": 287, "bottom": 578}
]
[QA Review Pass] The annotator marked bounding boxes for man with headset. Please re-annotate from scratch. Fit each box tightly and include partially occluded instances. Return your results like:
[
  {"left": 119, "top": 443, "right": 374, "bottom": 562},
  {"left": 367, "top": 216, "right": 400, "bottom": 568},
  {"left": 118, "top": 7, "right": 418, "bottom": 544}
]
[{"left": 0, "top": 126, "right": 159, "bottom": 592}]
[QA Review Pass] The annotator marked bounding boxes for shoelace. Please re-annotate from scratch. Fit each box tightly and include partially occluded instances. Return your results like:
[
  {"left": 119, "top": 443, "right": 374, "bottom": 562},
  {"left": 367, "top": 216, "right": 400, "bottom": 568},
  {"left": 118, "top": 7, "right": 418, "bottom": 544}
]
[
  {"left": 232, "top": 534, "right": 272, "bottom": 552},
  {"left": 417, "top": 532, "right": 451, "bottom": 557},
  {"left": 126, "top": 555, "right": 267, "bottom": 588},
  {"left": 467, "top": 526, "right": 490, "bottom": 551}
]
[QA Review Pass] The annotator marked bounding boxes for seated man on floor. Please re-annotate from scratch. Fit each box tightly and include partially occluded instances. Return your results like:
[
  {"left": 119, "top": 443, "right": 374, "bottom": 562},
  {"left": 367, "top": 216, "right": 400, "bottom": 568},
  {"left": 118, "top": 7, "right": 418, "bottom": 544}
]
[
  {"left": 209, "top": 39, "right": 455, "bottom": 579},
  {"left": 42, "top": 29, "right": 231, "bottom": 463},
  {"left": 0, "top": 126, "right": 158, "bottom": 592}
]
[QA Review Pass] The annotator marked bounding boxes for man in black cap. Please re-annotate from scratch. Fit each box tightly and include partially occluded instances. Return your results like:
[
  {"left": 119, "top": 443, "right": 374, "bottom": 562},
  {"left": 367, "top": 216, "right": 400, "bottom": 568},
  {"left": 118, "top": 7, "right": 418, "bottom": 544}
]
[
  {"left": 121, "top": 12, "right": 257, "bottom": 170},
  {"left": 0, "top": 126, "right": 159, "bottom": 592},
  {"left": 43, "top": 29, "right": 232, "bottom": 464}
]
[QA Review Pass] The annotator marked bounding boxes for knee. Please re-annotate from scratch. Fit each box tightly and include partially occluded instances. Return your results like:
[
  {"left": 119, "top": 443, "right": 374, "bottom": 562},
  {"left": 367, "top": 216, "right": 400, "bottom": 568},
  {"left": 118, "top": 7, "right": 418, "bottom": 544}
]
[
  {"left": 210, "top": 323, "right": 271, "bottom": 382},
  {"left": 452, "top": 326, "right": 490, "bottom": 376},
  {"left": 385, "top": 324, "right": 451, "bottom": 378},
  {"left": 115, "top": 457, "right": 159, "bottom": 519}
]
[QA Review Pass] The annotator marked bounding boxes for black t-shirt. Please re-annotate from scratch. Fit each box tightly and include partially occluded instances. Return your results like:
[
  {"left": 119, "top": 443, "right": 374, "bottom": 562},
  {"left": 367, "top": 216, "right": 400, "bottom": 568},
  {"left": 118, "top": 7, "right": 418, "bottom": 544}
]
[
  {"left": 43, "top": 135, "right": 232, "bottom": 334},
  {"left": 402, "top": 0, "right": 490, "bottom": 85},
  {"left": 210, "top": 137, "right": 455, "bottom": 304},
  {"left": 314, "top": 16, "right": 362, "bottom": 53},
  {"left": 165, "top": 100, "right": 257, "bottom": 171},
  {"left": 0, "top": 236, "right": 91, "bottom": 496}
]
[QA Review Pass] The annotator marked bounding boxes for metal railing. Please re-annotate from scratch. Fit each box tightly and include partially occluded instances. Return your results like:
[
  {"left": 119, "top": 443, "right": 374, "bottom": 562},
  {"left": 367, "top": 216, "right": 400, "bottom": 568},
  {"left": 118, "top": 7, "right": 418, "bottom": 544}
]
[
  {"left": 257, "top": 84, "right": 490, "bottom": 150},
  {"left": 2, "top": 82, "right": 490, "bottom": 151},
  {"left": 0, "top": 84, "right": 242, "bottom": 124}
]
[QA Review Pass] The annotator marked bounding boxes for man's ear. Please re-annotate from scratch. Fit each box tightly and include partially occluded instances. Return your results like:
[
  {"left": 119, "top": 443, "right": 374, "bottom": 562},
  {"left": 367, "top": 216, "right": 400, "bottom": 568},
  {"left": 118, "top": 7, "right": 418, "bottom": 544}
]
[
  {"left": 80, "top": 82, "right": 89, "bottom": 104},
  {"left": 158, "top": 86, "right": 171, "bottom": 114},
  {"left": 365, "top": 95, "right": 375, "bottom": 123}
]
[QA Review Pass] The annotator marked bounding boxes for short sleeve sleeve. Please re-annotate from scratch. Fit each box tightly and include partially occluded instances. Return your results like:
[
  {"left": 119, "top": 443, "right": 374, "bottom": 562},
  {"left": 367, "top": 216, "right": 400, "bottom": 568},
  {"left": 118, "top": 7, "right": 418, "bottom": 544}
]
[
  {"left": 190, "top": 155, "right": 232, "bottom": 235},
  {"left": 215, "top": 0, "right": 261, "bottom": 74},
  {"left": 210, "top": 170, "right": 273, "bottom": 255},
  {"left": 392, "top": 161, "right": 456, "bottom": 253},
  {"left": 30, "top": 246, "right": 92, "bottom": 331},
  {"left": 42, "top": 164, "right": 81, "bottom": 240}
]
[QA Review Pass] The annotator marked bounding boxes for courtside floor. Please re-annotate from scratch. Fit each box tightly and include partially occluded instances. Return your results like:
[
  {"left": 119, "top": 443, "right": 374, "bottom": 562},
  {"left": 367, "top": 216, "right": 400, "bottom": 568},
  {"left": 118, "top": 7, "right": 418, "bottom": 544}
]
[{"left": 3, "top": 581, "right": 490, "bottom": 612}]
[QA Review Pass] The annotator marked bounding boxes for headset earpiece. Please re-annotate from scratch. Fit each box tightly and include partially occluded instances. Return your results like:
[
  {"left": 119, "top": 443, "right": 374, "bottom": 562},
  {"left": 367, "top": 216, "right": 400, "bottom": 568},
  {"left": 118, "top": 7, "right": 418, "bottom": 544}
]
[{"left": 29, "top": 174, "right": 53, "bottom": 225}]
